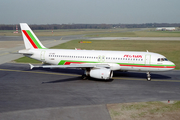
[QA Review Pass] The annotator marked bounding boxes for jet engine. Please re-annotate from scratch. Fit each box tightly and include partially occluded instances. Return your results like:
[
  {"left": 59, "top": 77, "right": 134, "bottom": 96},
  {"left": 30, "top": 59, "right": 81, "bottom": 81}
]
[{"left": 89, "top": 68, "right": 113, "bottom": 80}]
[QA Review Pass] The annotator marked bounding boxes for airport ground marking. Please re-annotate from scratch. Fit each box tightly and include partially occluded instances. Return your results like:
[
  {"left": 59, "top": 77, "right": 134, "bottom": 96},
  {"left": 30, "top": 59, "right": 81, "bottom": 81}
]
[
  {"left": 113, "top": 77, "right": 180, "bottom": 83},
  {"left": 60, "top": 37, "right": 63, "bottom": 40},
  {"left": 0, "top": 52, "right": 9, "bottom": 56},
  {"left": 0, "top": 68, "right": 80, "bottom": 77},
  {"left": 0, "top": 68, "right": 179, "bottom": 83},
  {"left": 113, "top": 77, "right": 145, "bottom": 81},
  {"left": 0, "top": 50, "right": 19, "bottom": 56}
]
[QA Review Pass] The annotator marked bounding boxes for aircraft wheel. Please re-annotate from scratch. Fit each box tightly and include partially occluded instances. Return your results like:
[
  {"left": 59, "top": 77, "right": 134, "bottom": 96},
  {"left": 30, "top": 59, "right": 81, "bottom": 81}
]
[
  {"left": 146, "top": 72, "right": 151, "bottom": 81},
  {"left": 147, "top": 77, "right": 151, "bottom": 81},
  {"left": 82, "top": 74, "right": 88, "bottom": 80}
]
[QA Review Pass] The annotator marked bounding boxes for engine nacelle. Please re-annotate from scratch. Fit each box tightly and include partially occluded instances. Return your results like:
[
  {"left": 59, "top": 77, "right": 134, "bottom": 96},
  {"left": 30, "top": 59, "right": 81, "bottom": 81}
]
[
  {"left": 108, "top": 63, "right": 121, "bottom": 70},
  {"left": 89, "top": 68, "right": 113, "bottom": 80}
]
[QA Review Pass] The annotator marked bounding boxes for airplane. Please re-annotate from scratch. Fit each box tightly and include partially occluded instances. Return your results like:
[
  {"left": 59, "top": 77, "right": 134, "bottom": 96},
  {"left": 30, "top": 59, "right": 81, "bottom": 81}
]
[{"left": 18, "top": 23, "right": 175, "bottom": 81}]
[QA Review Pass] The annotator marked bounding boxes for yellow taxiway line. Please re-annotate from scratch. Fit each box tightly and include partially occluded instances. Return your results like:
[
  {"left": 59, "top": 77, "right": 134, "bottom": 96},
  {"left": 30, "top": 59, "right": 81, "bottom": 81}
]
[
  {"left": 0, "top": 51, "right": 19, "bottom": 56},
  {"left": 0, "top": 68, "right": 179, "bottom": 82},
  {"left": 113, "top": 77, "right": 180, "bottom": 82},
  {"left": 0, "top": 68, "right": 80, "bottom": 77},
  {"left": 0, "top": 52, "right": 9, "bottom": 56}
]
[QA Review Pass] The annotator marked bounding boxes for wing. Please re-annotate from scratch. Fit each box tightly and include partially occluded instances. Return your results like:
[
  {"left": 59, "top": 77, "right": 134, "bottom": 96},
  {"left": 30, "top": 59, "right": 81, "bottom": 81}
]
[{"left": 29, "top": 63, "right": 110, "bottom": 69}]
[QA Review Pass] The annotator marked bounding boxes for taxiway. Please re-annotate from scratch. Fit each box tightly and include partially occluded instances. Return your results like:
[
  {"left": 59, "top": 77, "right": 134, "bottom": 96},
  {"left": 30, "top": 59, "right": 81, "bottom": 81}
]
[{"left": 0, "top": 63, "right": 180, "bottom": 112}]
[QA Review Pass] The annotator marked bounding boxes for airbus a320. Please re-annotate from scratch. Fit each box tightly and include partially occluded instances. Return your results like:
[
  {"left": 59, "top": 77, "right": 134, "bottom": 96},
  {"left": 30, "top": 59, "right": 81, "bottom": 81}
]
[{"left": 18, "top": 23, "right": 175, "bottom": 81}]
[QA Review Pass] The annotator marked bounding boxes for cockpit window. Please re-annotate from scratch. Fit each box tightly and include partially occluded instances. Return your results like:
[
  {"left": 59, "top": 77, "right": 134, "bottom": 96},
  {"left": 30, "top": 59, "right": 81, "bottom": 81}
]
[
  {"left": 164, "top": 58, "right": 168, "bottom": 61},
  {"left": 157, "top": 58, "right": 168, "bottom": 62}
]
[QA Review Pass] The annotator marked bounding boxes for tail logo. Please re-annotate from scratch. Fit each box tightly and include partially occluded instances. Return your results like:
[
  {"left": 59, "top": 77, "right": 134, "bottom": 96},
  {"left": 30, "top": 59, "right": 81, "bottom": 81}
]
[{"left": 22, "top": 30, "right": 43, "bottom": 49}]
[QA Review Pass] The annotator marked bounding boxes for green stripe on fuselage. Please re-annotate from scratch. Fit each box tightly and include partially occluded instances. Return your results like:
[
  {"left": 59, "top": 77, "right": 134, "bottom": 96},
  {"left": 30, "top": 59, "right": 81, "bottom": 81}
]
[{"left": 58, "top": 60, "right": 66, "bottom": 65}]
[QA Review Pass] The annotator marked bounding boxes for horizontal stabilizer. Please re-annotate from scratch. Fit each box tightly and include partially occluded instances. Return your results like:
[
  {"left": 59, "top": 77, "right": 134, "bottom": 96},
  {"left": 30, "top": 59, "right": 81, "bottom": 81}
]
[
  {"left": 18, "top": 49, "right": 33, "bottom": 55},
  {"left": 29, "top": 63, "right": 34, "bottom": 69}
]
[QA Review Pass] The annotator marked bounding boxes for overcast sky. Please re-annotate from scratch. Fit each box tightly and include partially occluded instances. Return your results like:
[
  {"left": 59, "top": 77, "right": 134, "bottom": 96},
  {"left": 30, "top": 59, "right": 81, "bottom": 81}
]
[{"left": 0, "top": 0, "right": 180, "bottom": 24}]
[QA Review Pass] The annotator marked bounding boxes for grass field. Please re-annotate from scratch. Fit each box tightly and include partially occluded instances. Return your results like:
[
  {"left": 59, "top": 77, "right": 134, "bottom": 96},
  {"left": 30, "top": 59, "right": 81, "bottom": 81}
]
[
  {"left": 14, "top": 40, "right": 180, "bottom": 69},
  {"left": 107, "top": 101, "right": 180, "bottom": 120}
]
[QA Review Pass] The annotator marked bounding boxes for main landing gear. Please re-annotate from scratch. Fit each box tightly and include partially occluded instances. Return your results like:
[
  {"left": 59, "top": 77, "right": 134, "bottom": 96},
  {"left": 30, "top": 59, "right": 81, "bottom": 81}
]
[
  {"left": 147, "top": 72, "right": 151, "bottom": 81},
  {"left": 82, "top": 74, "right": 88, "bottom": 80},
  {"left": 81, "top": 69, "right": 90, "bottom": 80}
]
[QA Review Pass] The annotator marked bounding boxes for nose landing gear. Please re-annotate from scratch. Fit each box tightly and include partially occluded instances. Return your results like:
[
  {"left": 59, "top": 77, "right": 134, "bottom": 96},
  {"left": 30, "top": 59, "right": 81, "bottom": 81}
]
[{"left": 147, "top": 72, "right": 151, "bottom": 81}]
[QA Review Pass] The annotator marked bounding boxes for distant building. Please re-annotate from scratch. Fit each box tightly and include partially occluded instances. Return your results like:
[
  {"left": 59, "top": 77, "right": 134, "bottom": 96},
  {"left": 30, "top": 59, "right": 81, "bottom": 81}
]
[{"left": 156, "top": 27, "right": 176, "bottom": 31}]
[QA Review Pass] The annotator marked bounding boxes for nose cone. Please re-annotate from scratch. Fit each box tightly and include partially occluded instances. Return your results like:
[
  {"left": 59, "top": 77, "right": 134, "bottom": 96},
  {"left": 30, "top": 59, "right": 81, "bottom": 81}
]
[{"left": 169, "top": 61, "right": 176, "bottom": 70}]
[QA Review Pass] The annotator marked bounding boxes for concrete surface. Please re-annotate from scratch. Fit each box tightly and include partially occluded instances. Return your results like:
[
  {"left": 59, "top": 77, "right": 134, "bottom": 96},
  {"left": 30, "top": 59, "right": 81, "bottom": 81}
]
[
  {"left": 88, "top": 37, "right": 180, "bottom": 40},
  {"left": 0, "top": 105, "right": 111, "bottom": 120}
]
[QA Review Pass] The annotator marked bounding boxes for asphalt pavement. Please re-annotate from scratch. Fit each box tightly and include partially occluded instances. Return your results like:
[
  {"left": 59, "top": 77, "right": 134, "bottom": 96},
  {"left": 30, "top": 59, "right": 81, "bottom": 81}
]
[{"left": 0, "top": 63, "right": 180, "bottom": 119}]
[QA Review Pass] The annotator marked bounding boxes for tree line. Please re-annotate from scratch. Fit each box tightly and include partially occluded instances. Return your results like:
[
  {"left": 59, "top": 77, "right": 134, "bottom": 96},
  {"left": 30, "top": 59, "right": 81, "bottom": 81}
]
[{"left": 0, "top": 23, "right": 180, "bottom": 30}]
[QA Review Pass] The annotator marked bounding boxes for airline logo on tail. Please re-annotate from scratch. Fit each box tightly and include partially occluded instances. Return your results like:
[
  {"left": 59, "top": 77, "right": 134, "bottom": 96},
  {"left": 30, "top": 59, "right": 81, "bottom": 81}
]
[
  {"left": 20, "top": 23, "right": 46, "bottom": 49},
  {"left": 22, "top": 30, "right": 44, "bottom": 49}
]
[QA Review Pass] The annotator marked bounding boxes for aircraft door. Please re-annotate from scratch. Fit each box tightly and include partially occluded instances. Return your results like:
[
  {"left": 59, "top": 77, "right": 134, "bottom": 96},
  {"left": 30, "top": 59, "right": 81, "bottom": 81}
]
[
  {"left": 40, "top": 50, "right": 46, "bottom": 62},
  {"left": 145, "top": 54, "right": 151, "bottom": 65},
  {"left": 98, "top": 55, "right": 105, "bottom": 62}
]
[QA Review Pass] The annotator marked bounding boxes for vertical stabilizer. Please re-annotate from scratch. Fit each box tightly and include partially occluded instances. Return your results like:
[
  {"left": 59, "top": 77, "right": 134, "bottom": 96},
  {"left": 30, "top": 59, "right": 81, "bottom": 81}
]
[{"left": 20, "top": 23, "right": 46, "bottom": 49}]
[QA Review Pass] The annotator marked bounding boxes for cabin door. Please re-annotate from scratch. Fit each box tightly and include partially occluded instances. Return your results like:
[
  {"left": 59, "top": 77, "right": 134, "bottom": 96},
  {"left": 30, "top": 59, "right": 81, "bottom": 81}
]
[{"left": 145, "top": 54, "right": 151, "bottom": 65}]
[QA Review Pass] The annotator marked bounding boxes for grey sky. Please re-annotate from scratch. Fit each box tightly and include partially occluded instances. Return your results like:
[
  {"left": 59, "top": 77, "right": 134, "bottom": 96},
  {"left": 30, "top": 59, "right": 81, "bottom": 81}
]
[{"left": 0, "top": 0, "right": 180, "bottom": 24}]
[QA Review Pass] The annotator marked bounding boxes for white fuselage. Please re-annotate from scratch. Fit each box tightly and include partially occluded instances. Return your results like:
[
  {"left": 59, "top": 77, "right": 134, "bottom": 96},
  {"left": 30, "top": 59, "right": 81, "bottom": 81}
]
[
  {"left": 27, "top": 49, "right": 175, "bottom": 72},
  {"left": 19, "top": 23, "right": 176, "bottom": 80}
]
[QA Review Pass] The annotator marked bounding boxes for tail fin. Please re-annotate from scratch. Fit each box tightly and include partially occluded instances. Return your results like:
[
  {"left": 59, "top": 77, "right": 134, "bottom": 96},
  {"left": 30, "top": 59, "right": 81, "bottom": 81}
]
[{"left": 20, "top": 23, "right": 46, "bottom": 49}]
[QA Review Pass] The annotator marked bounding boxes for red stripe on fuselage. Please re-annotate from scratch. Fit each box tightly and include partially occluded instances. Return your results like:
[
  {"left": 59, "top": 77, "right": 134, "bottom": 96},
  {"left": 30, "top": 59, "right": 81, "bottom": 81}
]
[
  {"left": 22, "top": 30, "right": 38, "bottom": 49},
  {"left": 120, "top": 64, "right": 175, "bottom": 68},
  {"left": 64, "top": 62, "right": 84, "bottom": 65}
]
